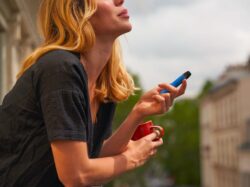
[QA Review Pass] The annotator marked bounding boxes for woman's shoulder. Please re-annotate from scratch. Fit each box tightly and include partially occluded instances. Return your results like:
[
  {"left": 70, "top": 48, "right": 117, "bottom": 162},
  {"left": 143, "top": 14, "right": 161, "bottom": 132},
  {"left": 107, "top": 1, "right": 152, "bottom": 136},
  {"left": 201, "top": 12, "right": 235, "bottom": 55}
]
[
  {"left": 32, "top": 49, "right": 85, "bottom": 76},
  {"left": 36, "top": 49, "right": 81, "bottom": 69}
]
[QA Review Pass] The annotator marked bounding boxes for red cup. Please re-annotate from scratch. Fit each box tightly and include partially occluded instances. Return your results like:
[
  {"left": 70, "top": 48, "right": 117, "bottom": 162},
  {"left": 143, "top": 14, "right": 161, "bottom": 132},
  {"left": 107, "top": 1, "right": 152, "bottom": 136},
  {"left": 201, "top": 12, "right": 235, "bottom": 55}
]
[{"left": 131, "top": 121, "right": 164, "bottom": 141}]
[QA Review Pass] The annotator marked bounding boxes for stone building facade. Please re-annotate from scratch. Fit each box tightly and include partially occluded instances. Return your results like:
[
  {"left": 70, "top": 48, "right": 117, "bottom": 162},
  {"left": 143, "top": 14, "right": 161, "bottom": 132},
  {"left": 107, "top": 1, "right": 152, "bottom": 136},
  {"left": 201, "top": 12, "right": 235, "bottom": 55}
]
[
  {"left": 0, "top": 0, "right": 40, "bottom": 102},
  {"left": 200, "top": 59, "right": 250, "bottom": 187}
]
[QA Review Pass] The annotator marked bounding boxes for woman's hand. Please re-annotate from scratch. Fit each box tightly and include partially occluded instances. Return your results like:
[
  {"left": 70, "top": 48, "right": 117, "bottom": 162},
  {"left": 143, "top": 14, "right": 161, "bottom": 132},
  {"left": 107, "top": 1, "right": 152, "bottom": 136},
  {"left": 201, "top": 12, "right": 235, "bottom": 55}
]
[
  {"left": 133, "top": 80, "right": 187, "bottom": 118},
  {"left": 123, "top": 133, "right": 163, "bottom": 168}
]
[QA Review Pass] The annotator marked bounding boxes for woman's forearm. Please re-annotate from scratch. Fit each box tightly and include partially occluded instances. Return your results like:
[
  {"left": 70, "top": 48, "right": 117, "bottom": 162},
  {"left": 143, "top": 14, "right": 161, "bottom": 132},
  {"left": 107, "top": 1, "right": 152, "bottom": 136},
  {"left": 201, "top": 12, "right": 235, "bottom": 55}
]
[
  {"left": 100, "top": 108, "right": 143, "bottom": 157},
  {"left": 52, "top": 141, "right": 135, "bottom": 187},
  {"left": 82, "top": 153, "right": 134, "bottom": 186}
]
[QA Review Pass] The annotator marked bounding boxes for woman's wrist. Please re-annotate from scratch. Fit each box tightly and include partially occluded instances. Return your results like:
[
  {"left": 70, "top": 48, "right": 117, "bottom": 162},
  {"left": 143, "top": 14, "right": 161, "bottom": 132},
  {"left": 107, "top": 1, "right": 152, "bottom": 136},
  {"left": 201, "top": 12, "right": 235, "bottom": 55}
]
[
  {"left": 131, "top": 105, "right": 144, "bottom": 124},
  {"left": 121, "top": 150, "right": 137, "bottom": 171}
]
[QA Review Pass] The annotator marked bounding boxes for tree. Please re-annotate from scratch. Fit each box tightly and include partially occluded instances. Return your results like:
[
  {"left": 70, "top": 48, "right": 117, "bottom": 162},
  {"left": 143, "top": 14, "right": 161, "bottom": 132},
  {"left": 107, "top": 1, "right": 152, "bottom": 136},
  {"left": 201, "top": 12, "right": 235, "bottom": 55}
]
[
  {"left": 197, "top": 80, "right": 213, "bottom": 100},
  {"left": 155, "top": 99, "right": 201, "bottom": 186}
]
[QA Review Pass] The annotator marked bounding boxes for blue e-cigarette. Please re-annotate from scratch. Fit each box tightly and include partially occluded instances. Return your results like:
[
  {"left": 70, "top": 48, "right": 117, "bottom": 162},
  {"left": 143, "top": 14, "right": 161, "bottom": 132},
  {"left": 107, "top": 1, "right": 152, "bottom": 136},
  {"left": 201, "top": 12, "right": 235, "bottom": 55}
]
[{"left": 160, "top": 71, "right": 191, "bottom": 94}]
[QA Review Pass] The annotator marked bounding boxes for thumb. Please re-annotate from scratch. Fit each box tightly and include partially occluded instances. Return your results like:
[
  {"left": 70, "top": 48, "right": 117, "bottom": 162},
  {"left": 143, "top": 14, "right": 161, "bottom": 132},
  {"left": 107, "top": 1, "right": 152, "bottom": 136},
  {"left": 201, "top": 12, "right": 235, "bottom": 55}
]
[{"left": 143, "top": 131, "right": 159, "bottom": 141}]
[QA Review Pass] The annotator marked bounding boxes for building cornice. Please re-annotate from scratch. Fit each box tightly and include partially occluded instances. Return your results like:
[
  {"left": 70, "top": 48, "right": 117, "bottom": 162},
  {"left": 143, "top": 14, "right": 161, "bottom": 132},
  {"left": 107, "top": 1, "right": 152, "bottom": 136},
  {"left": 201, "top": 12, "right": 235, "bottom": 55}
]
[{"left": 207, "top": 78, "right": 238, "bottom": 100}]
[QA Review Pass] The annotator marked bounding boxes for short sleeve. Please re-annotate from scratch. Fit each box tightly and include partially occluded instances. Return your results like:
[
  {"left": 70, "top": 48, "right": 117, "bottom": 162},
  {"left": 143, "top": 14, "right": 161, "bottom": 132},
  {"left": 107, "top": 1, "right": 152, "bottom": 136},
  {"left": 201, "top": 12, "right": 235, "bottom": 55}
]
[{"left": 33, "top": 50, "right": 89, "bottom": 142}]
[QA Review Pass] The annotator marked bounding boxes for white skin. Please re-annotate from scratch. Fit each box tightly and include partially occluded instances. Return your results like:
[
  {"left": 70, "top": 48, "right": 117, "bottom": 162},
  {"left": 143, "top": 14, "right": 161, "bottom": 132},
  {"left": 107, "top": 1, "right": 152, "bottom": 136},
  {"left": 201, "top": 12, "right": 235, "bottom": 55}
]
[{"left": 51, "top": 0, "right": 187, "bottom": 187}]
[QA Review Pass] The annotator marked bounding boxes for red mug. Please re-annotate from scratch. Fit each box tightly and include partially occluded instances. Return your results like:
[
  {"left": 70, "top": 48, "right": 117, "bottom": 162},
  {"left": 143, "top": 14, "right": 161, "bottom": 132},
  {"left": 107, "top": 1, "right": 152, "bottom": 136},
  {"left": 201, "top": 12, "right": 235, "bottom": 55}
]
[{"left": 131, "top": 121, "right": 164, "bottom": 141}]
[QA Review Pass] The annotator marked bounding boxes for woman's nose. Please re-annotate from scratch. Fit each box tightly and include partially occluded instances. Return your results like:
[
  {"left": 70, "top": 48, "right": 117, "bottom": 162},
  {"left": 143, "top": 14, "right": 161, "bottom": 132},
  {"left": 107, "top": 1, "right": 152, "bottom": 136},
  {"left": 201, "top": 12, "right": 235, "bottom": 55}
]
[{"left": 114, "top": 0, "right": 124, "bottom": 6}]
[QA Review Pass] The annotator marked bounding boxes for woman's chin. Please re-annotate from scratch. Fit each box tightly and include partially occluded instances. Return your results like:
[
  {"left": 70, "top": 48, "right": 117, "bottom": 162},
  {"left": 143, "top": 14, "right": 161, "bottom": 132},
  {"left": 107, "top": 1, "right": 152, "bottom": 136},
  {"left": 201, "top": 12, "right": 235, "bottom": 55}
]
[{"left": 119, "top": 24, "right": 133, "bottom": 35}]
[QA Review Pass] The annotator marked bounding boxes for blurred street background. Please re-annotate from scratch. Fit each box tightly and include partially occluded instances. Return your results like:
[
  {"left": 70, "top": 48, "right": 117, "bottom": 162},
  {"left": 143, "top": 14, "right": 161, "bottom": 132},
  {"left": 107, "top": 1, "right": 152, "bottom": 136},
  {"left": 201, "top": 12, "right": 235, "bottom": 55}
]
[{"left": 0, "top": 0, "right": 250, "bottom": 186}]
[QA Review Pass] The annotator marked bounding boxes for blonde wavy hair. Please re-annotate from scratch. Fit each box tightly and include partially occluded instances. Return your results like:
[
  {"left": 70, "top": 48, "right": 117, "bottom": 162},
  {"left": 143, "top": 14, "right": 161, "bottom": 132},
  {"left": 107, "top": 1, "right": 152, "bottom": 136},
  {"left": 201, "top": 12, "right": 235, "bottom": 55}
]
[{"left": 17, "top": 0, "right": 136, "bottom": 104}]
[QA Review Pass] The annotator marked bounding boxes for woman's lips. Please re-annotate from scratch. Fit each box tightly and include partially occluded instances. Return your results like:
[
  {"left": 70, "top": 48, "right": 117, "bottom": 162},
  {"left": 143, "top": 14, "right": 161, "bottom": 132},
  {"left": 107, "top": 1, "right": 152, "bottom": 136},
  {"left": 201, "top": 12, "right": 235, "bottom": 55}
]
[{"left": 118, "top": 9, "right": 129, "bottom": 18}]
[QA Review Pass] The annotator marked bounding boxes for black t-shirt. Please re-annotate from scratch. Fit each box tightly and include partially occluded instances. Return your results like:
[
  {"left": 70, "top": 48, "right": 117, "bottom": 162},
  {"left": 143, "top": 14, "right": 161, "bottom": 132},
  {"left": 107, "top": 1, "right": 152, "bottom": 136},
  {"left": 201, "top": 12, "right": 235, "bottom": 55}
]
[{"left": 0, "top": 50, "right": 116, "bottom": 187}]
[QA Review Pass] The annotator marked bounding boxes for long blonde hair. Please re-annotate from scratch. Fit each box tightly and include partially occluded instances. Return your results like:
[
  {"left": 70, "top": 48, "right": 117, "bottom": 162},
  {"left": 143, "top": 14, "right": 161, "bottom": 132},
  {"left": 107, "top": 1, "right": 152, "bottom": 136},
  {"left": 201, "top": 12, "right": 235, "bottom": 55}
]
[{"left": 17, "top": 0, "right": 136, "bottom": 104}]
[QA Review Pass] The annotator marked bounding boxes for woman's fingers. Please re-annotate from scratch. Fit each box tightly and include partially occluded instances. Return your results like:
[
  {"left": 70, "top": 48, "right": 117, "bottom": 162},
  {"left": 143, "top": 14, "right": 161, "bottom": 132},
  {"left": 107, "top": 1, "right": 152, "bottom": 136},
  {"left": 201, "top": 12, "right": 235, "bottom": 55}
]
[
  {"left": 142, "top": 135, "right": 163, "bottom": 156},
  {"left": 152, "top": 138, "right": 163, "bottom": 147},
  {"left": 161, "top": 93, "right": 172, "bottom": 107},
  {"left": 154, "top": 92, "right": 171, "bottom": 106},
  {"left": 177, "top": 79, "right": 187, "bottom": 96},
  {"left": 158, "top": 80, "right": 187, "bottom": 98},
  {"left": 136, "top": 80, "right": 187, "bottom": 117},
  {"left": 152, "top": 94, "right": 170, "bottom": 112},
  {"left": 150, "top": 139, "right": 163, "bottom": 156},
  {"left": 158, "top": 83, "right": 178, "bottom": 103},
  {"left": 152, "top": 94, "right": 165, "bottom": 103},
  {"left": 144, "top": 131, "right": 159, "bottom": 141},
  {"left": 144, "top": 133, "right": 164, "bottom": 147},
  {"left": 158, "top": 83, "right": 178, "bottom": 96},
  {"left": 141, "top": 88, "right": 159, "bottom": 99}
]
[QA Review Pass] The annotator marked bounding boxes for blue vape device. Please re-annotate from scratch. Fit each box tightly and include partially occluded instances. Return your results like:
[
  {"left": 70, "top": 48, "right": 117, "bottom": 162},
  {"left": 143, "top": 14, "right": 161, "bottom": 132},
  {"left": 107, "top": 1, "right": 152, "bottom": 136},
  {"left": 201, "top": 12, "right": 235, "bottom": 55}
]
[{"left": 160, "top": 71, "right": 191, "bottom": 94}]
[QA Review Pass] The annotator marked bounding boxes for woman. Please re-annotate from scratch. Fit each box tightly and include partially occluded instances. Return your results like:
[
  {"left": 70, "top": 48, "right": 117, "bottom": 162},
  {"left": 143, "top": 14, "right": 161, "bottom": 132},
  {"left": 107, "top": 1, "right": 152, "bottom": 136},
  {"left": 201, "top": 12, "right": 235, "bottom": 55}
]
[{"left": 0, "top": 0, "right": 187, "bottom": 186}]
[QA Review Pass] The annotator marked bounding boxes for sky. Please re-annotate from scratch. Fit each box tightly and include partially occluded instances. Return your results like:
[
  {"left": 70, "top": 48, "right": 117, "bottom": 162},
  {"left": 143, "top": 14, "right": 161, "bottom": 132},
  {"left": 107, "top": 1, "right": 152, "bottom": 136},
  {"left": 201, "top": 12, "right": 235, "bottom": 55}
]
[{"left": 120, "top": 0, "right": 250, "bottom": 97}]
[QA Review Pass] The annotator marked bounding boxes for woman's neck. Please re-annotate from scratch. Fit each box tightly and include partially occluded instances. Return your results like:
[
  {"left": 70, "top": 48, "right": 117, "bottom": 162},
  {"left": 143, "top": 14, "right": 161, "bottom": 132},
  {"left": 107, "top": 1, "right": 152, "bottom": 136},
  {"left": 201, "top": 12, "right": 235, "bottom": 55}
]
[
  {"left": 81, "top": 38, "right": 114, "bottom": 123},
  {"left": 81, "top": 38, "right": 114, "bottom": 88}
]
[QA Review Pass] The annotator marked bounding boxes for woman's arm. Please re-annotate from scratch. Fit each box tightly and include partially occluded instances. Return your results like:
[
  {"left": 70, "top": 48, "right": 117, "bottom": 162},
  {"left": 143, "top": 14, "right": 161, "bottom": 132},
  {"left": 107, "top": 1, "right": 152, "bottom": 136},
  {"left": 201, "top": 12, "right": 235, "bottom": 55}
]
[
  {"left": 100, "top": 80, "right": 187, "bottom": 157},
  {"left": 51, "top": 133, "right": 162, "bottom": 187},
  {"left": 100, "top": 108, "right": 143, "bottom": 157}
]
